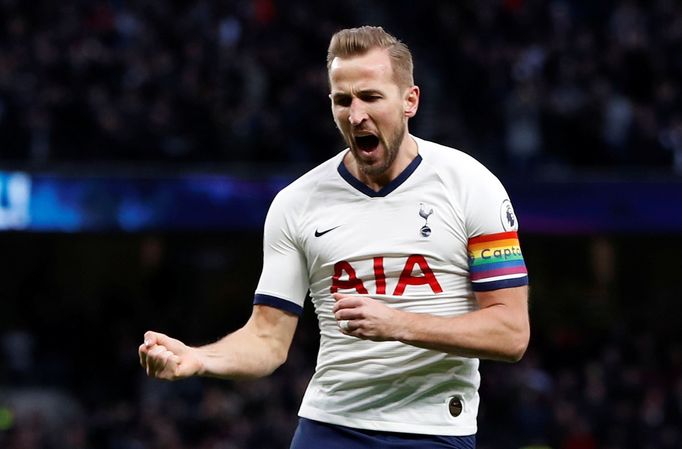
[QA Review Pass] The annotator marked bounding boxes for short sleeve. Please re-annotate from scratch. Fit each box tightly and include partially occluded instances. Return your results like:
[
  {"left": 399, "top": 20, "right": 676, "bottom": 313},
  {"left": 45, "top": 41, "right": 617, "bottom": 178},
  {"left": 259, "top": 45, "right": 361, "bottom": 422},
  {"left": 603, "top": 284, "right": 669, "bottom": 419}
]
[
  {"left": 254, "top": 189, "right": 309, "bottom": 315},
  {"left": 464, "top": 167, "right": 528, "bottom": 292}
]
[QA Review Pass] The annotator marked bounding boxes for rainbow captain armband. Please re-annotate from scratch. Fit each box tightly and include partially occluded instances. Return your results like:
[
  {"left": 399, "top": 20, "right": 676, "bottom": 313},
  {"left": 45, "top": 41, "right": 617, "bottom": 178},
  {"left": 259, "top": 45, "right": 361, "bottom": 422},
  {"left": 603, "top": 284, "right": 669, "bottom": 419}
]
[{"left": 467, "top": 231, "right": 528, "bottom": 291}]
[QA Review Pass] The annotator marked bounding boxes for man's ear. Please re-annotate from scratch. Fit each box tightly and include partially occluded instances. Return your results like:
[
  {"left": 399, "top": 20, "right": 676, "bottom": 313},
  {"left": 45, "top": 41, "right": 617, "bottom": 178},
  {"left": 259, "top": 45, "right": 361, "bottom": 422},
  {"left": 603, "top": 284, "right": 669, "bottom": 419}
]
[{"left": 404, "top": 85, "right": 420, "bottom": 118}]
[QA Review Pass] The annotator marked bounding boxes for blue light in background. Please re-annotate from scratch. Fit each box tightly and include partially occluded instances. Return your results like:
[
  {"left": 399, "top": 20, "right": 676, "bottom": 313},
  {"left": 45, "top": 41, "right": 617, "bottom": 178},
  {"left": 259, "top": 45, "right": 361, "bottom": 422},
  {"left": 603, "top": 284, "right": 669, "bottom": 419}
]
[
  {"left": 2, "top": 170, "right": 681, "bottom": 234},
  {"left": 0, "top": 171, "right": 31, "bottom": 230},
  {"left": 0, "top": 171, "right": 291, "bottom": 233}
]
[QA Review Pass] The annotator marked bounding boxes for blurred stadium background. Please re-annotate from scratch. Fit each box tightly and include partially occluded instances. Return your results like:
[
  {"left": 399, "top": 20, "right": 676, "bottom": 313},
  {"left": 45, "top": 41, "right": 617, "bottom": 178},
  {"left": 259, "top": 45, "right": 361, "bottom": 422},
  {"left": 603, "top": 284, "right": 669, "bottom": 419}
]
[{"left": 1, "top": 1, "right": 681, "bottom": 448}]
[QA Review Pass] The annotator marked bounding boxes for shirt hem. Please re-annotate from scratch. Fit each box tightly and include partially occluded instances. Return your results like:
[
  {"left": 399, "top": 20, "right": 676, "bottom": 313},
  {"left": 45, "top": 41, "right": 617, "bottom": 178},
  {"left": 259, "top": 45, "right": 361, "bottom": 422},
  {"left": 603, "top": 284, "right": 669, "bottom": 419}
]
[{"left": 298, "top": 406, "right": 477, "bottom": 436}]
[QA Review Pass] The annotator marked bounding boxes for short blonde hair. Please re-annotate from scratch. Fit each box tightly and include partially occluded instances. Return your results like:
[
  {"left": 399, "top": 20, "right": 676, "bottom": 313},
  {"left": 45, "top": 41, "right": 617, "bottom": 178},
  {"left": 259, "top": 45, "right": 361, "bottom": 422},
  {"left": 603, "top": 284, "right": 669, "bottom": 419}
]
[{"left": 327, "top": 26, "right": 414, "bottom": 89}]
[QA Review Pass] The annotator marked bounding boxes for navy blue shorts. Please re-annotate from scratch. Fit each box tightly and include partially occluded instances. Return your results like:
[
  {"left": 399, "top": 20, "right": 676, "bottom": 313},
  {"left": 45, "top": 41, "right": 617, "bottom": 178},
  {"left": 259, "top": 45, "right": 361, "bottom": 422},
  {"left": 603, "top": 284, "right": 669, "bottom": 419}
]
[{"left": 289, "top": 417, "right": 476, "bottom": 449}]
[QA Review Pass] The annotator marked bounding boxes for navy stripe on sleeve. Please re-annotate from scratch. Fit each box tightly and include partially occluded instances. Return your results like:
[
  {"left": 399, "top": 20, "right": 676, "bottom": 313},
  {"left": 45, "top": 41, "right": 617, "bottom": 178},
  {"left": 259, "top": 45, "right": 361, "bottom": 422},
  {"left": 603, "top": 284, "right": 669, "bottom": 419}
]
[
  {"left": 471, "top": 276, "right": 529, "bottom": 292},
  {"left": 254, "top": 294, "right": 304, "bottom": 316}
]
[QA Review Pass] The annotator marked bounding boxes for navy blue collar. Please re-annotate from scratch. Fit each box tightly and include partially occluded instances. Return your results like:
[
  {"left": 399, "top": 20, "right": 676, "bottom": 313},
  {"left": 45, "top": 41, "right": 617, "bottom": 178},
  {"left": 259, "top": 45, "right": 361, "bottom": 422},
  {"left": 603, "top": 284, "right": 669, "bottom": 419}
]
[{"left": 337, "top": 154, "right": 423, "bottom": 198}]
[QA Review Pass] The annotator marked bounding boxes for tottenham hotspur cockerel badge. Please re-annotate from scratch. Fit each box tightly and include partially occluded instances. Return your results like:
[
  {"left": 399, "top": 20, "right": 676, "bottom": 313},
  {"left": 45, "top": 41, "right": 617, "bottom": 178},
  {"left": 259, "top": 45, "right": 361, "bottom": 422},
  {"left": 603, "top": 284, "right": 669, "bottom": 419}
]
[{"left": 419, "top": 203, "right": 434, "bottom": 237}]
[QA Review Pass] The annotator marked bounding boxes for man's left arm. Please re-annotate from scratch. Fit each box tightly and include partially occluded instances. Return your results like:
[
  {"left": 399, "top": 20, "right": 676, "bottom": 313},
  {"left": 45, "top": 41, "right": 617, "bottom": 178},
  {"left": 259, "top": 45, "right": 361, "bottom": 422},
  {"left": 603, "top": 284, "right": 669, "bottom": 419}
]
[{"left": 333, "top": 285, "right": 529, "bottom": 362}]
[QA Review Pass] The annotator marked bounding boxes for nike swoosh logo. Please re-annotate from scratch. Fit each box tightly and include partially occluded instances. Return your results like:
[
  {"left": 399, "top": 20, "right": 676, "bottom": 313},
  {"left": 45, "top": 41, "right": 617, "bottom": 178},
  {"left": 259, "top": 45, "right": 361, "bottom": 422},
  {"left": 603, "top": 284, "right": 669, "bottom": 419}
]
[{"left": 314, "top": 225, "right": 341, "bottom": 237}]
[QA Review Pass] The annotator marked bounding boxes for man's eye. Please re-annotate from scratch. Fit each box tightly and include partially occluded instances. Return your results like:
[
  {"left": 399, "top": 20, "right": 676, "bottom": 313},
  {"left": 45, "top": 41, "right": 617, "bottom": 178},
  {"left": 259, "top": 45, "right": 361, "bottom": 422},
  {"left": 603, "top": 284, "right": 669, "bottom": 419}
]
[
  {"left": 364, "top": 95, "right": 381, "bottom": 102},
  {"left": 334, "top": 98, "right": 351, "bottom": 107}
]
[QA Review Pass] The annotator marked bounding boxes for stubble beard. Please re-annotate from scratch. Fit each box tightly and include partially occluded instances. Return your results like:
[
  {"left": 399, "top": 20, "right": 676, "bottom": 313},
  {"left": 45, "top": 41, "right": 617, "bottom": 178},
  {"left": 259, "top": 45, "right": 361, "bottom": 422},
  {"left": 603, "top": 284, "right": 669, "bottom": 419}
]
[{"left": 350, "top": 120, "right": 407, "bottom": 178}]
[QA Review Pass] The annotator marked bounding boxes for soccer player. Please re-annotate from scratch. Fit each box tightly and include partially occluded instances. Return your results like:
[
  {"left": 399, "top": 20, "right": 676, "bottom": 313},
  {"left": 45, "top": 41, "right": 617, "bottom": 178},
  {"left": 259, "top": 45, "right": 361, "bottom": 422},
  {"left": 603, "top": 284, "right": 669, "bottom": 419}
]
[{"left": 139, "top": 26, "right": 530, "bottom": 449}]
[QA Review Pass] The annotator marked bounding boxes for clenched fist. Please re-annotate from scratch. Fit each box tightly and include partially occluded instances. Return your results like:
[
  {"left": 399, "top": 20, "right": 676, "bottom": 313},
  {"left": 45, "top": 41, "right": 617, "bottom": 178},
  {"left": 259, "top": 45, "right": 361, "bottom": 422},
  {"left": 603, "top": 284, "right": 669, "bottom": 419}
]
[{"left": 138, "top": 331, "right": 204, "bottom": 380}]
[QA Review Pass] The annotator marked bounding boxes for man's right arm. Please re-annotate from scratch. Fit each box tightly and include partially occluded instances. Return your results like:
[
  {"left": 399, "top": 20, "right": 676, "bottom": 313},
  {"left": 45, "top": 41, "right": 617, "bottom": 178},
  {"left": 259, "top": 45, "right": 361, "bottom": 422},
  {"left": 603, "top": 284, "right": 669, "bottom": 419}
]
[
  {"left": 139, "top": 184, "right": 307, "bottom": 382},
  {"left": 139, "top": 304, "right": 299, "bottom": 381}
]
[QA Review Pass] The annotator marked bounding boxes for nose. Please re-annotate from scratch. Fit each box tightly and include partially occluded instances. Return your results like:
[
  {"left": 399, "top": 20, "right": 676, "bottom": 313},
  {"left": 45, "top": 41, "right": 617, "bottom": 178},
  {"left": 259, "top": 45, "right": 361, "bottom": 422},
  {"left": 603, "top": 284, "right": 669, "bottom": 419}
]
[{"left": 348, "top": 98, "right": 367, "bottom": 126}]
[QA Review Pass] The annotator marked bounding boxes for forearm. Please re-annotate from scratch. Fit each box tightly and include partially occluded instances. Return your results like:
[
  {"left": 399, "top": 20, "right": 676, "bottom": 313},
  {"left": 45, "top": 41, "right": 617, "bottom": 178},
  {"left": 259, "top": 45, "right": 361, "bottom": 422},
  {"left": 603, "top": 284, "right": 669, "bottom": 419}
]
[
  {"left": 140, "top": 306, "right": 298, "bottom": 382},
  {"left": 395, "top": 304, "right": 529, "bottom": 362},
  {"left": 195, "top": 306, "right": 297, "bottom": 380},
  {"left": 195, "top": 326, "right": 288, "bottom": 380}
]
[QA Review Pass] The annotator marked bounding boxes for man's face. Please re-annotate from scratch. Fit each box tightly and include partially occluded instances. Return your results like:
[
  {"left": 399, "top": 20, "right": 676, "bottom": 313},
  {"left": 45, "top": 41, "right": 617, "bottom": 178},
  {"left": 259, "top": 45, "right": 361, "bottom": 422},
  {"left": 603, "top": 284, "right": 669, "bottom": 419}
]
[{"left": 329, "top": 48, "right": 416, "bottom": 178}]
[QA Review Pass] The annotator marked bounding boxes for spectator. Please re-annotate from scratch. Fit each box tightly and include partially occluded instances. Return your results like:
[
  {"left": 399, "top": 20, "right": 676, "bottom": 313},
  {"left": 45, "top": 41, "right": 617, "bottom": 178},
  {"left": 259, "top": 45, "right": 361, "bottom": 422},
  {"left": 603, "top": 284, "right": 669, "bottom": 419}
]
[{"left": 0, "top": 1, "right": 679, "bottom": 174}]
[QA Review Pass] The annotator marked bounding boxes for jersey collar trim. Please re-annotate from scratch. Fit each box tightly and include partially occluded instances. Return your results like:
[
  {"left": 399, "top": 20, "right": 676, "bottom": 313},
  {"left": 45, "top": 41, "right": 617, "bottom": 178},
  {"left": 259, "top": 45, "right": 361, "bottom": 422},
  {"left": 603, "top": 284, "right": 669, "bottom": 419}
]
[{"left": 337, "top": 154, "right": 423, "bottom": 198}]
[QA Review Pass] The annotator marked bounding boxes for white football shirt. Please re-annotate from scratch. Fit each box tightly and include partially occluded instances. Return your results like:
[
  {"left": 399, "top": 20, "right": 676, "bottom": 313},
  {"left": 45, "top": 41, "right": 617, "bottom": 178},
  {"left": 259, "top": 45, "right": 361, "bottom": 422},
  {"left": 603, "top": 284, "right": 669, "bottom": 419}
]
[{"left": 254, "top": 136, "right": 528, "bottom": 436}]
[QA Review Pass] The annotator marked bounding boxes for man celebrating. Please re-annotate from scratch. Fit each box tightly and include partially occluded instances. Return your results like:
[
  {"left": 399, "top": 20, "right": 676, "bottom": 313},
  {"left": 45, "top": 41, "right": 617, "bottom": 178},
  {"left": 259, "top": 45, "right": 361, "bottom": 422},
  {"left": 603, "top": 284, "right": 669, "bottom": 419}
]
[{"left": 140, "top": 26, "right": 529, "bottom": 449}]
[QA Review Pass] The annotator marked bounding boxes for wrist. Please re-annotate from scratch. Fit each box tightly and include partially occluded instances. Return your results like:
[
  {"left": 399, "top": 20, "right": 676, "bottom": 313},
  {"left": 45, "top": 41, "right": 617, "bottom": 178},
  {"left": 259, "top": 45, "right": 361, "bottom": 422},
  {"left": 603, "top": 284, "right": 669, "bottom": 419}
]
[
  {"left": 392, "top": 310, "right": 413, "bottom": 342},
  {"left": 191, "top": 347, "right": 208, "bottom": 377}
]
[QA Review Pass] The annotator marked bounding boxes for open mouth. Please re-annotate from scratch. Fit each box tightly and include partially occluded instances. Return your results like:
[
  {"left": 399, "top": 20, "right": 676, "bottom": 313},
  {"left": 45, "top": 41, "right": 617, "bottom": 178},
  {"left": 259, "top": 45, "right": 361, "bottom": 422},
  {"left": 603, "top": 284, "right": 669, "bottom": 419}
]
[{"left": 354, "top": 134, "right": 380, "bottom": 152}]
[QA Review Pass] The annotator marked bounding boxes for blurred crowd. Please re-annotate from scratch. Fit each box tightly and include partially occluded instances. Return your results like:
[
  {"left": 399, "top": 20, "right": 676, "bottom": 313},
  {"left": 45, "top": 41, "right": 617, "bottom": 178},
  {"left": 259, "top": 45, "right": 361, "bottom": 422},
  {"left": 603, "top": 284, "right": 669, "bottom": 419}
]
[
  {"left": 0, "top": 234, "right": 680, "bottom": 449},
  {"left": 0, "top": 0, "right": 681, "bottom": 172}
]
